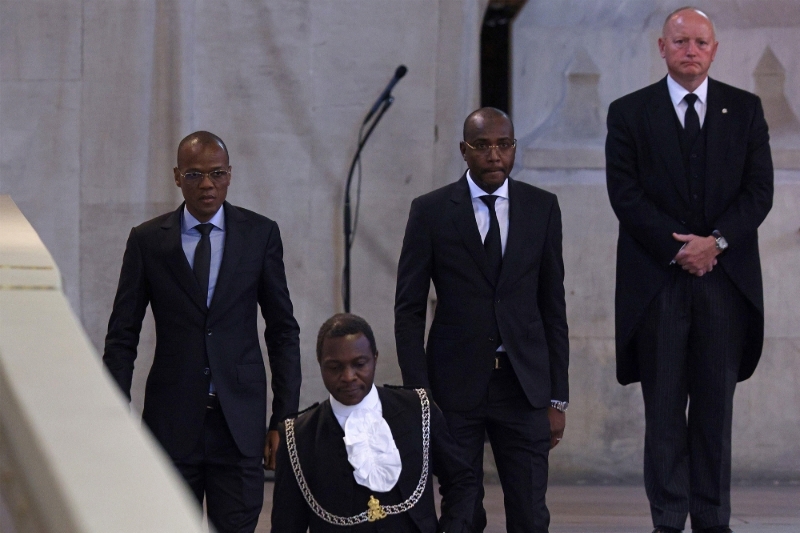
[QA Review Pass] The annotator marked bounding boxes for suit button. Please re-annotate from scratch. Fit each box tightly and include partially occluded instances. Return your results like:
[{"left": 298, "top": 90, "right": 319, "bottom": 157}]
[
  {"left": 204, "top": 368, "right": 210, "bottom": 375},
  {"left": 693, "top": 194, "right": 699, "bottom": 200},
  {"left": 495, "top": 298, "right": 500, "bottom": 304},
  {"left": 488, "top": 336, "right": 495, "bottom": 342},
  {"left": 691, "top": 154, "right": 698, "bottom": 159},
  {"left": 207, "top": 329, "right": 212, "bottom": 336}
]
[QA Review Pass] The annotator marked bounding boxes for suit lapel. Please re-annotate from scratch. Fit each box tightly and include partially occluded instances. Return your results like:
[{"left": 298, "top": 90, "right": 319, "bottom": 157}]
[
  {"left": 449, "top": 175, "right": 496, "bottom": 286},
  {"left": 704, "top": 78, "right": 731, "bottom": 216},
  {"left": 160, "top": 205, "right": 208, "bottom": 313},
  {"left": 379, "top": 388, "right": 419, "bottom": 501},
  {"left": 313, "top": 402, "right": 356, "bottom": 514},
  {"left": 497, "top": 178, "right": 530, "bottom": 290},
  {"left": 647, "top": 78, "right": 691, "bottom": 204},
  {"left": 208, "top": 202, "right": 249, "bottom": 311}
]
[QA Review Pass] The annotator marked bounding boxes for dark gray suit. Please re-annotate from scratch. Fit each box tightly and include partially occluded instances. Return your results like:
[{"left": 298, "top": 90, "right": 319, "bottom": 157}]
[
  {"left": 395, "top": 175, "right": 569, "bottom": 532},
  {"left": 606, "top": 77, "right": 773, "bottom": 529},
  {"left": 104, "top": 201, "right": 301, "bottom": 531}
]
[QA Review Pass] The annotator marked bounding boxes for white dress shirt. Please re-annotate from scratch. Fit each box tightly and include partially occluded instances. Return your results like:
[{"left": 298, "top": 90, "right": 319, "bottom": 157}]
[
  {"left": 667, "top": 74, "right": 708, "bottom": 128},
  {"left": 466, "top": 171, "right": 509, "bottom": 255},
  {"left": 330, "top": 385, "right": 402, "bottom": 492}
]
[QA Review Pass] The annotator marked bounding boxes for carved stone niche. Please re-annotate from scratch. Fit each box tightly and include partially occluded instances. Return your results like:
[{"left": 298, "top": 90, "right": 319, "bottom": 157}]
[
  {"left": 522, "top": 47, "right": 605, "bottom": 170},
  {"left": 753, "top": 46, "right": 800, "bottom": 169}
]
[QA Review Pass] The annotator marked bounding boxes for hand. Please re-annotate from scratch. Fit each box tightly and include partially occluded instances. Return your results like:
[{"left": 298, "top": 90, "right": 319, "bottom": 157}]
[
  {"left": 672, "top": 233, "right": 719, "bottom": 276},
  {"left": 264, "top": 429, "right": 280, "bottom": 471},
  {"left": 548, "top": 407, "right": 565, "bottom": 449}
]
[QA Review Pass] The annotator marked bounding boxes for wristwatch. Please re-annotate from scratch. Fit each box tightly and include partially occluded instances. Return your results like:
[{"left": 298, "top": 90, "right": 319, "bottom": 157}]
[
  {"left": 550, "top": 400, "right": 569, "bottom": 413},
  {"left": 712, "top": 230, "right": 728, "bottom": 252}
]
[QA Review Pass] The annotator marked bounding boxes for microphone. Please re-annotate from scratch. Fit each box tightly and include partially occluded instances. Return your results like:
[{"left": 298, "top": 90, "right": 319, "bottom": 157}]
[{"left": 362, "top": 65, "right": 407, "bottom": 125}]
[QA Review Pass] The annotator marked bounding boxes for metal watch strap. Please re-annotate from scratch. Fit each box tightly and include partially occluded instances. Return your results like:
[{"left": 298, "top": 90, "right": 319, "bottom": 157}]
[{"left": 550, "top": 400, "right": 568, "bottom": 413}]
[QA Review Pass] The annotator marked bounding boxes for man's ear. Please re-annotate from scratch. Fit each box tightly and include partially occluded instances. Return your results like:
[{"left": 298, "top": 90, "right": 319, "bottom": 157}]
[
  {"left": 459, "top": 142, "right": 467, "bottom": 161},
  {"left": 173, "top": 168, "right": 181, "bottom": 187},
  {"left": 373, "top": 351, "right": 379, "bottom": 362}
]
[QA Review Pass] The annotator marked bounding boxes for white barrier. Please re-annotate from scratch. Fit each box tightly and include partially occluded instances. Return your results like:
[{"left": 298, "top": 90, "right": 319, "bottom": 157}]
[{"left": 0, "top": 195, "right": 205, "bottom": 533}]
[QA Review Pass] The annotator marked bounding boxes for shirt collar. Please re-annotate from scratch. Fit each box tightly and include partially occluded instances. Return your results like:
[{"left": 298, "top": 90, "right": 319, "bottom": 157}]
[
  {"left": 666, "top": 74, "right": 708, "bottom": 107},
  {"left": 466, "top": 170, "right": 509, "bottom": 200},
  {"left": 182, "top": 204, "right": 225, "bottom": 233},
  {"left": 330, "top": 384, "right": 380, "bottom": 420}
]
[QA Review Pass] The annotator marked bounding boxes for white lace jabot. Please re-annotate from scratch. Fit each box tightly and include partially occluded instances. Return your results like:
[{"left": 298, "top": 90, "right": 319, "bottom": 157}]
[{"left": 330, "top": 385, "right": 402, "bottom": 492}]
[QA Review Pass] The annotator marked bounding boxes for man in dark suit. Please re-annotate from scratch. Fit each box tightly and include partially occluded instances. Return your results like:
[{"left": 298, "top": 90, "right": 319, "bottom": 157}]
[
  {"left": 395, "top": 108, "right": 569, "bottom": 532},
  {"left": 272, "top": 313, "right": 476, "bottom": 532},
  {"left": 605, "top": 8, "right": 773, "bottom": 533},
  {"left": 103, "top": 131, "right": 301, "bottom": 533}
]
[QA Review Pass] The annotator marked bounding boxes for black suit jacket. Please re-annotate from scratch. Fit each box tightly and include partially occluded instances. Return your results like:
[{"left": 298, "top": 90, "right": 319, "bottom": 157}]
[
  {"left": 103, "top": 202, "right": 301, "bottom": 459},
  {"left": 271, "top": 387, "right": 476, "bottom": 533},
  {"left": 605, "top": 77, "right": 773, "bottom": 385},
  {"left": 395, "top": 176, "right": 569, "bottom": 411}
]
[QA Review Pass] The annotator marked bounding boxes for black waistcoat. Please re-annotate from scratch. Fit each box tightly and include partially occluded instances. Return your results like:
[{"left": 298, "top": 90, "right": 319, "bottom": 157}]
[{"left": 677, "top": 115, "right": 710, "bottom": 235}]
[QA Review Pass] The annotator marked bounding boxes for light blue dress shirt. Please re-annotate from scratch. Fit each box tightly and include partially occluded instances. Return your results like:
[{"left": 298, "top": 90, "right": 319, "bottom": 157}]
[{"left": 181, "top": 206, "right": 226, "bottom": 307}]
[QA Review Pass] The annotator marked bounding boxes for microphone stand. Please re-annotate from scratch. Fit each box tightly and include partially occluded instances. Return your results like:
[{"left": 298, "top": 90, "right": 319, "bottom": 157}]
[{"left": 343, "top": 96, "right": 395, "bottom": 312}]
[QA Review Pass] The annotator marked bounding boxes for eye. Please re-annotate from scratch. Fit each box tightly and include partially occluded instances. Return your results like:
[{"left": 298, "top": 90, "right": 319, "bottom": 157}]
[
  {"left": 210, "top": 170, "right": 228, "bottom": 179},
  {"left": 184, "top": 171, "right": 202, "bottom": 180},
  {"left": 498, "top": 142, "right": 512, "bottom": 149},
  {"left": 474, "top": 143, "right": 489, "bottom": 150}
]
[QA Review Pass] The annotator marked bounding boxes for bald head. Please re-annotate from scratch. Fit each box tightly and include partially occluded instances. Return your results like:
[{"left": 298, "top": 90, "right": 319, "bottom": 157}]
[
  {"left": 662, "top": 6, "right": 715, "bottom": 39},
  {"left": 463, "top": 107, "right": 514, "bottom": 141},
  {"left": 177, "top": 131, "right": 229, "bottom": 168}
]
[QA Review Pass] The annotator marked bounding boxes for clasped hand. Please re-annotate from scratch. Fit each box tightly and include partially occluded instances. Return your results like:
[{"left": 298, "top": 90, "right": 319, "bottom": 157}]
[{"left": 672, "top": 233, "right": 719, "bottom": 277}]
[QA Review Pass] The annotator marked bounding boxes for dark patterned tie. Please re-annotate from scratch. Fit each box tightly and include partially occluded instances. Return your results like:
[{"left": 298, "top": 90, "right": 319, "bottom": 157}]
[
  {"left": 193, "top": 223, "right": 213, "bottom": 298},
  {"left": 683, "top": 93, "right": 700, "bottom": 146},
  {"left": 480, "top": 195, "right": 502, "bottom": 284}
]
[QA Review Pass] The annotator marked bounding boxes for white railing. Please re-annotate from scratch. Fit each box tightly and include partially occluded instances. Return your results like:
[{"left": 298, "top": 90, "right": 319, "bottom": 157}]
[{"left": 0, "top": 195, "right": 205, "bottom": 533}]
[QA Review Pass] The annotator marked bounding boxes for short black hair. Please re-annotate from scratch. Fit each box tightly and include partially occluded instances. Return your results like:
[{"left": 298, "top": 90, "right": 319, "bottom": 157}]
[
  {"left": 177, "top": 131, "right": 229, "bottom": 165},
  {"left": 316, "top": 313, "right": 377, "bottom": 360},
  {"left": 463, "top": 107, "right": 513, "bottom": 140}
]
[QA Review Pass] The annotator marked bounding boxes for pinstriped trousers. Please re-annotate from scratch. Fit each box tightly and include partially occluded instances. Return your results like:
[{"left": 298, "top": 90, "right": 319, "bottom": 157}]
[{"left": 634, "top": 267, "right": 749, "bottom": 531}]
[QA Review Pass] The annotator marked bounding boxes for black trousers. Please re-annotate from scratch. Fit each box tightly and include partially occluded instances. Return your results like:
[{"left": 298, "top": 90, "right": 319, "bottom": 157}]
[
  {"left": 173, "top": 400, "right": 264, "bottom": 533},
  {"left": 443, "top": 361, "right": 551, "bottom": 533},
  {"left": 635, "top": 268, "right": 748, "bottom": 530}
]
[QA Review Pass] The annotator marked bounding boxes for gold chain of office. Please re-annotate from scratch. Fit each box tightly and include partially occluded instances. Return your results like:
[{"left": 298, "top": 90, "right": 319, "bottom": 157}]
[{"left": 284, "top": 388, "right": 430, "bottom": 525}]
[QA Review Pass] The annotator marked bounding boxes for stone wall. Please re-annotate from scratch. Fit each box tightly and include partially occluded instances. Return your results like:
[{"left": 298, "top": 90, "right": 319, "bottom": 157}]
[{"left": 0, "top": 0, "right": 485, "bottom": 416}]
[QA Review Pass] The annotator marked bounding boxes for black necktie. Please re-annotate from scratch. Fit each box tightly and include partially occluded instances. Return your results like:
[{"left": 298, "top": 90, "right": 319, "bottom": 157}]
[
  {"left": 193, "top": 223, "right": 213, "bottom": 299},
  {"left": 683, "top": 93, "right": 700, "bottom": 146},
  {"left": 480, "top": 195, "right": 502, "bottom": 284}
]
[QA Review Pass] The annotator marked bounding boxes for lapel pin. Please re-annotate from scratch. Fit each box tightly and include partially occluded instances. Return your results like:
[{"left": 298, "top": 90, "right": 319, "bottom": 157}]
[{"left": 722, "top": 108, "right": 728, "bottom": 114}]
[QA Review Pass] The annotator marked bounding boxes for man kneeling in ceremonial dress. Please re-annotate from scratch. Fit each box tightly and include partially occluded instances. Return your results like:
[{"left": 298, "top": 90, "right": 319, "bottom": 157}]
[{"left": 272, "top": 313, "right": 477, "bottom": 532}]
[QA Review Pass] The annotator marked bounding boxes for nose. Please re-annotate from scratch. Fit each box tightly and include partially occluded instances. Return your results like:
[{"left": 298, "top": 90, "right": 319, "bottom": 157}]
[
  {"left": 341, "top": 366, "right": 357, "bottom": 382},
  {"left": 198, "top": 173, "right": 215, "bottom": 188},
  {"left": 486, "top": 145, "right": 501, "bottom": 161}
]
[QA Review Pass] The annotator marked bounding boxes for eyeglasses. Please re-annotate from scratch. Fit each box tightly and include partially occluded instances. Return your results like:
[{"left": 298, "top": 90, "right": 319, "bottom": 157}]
[
  {"left": 179, "top": 169, "right": 230, "bottom": 183},
  {"left": 463, "top": 139, "right": 516, "bottom": 154}
]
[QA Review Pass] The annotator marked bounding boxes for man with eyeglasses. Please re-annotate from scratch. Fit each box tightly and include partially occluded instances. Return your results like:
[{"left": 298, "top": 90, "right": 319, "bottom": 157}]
[
  {"left": 395, "top": 107, "right": 569, "bottom": 532},
  {"left": 103, "top": 131, "right": 301, "bottom": 533}
]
